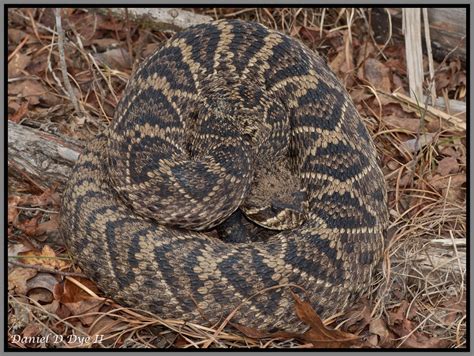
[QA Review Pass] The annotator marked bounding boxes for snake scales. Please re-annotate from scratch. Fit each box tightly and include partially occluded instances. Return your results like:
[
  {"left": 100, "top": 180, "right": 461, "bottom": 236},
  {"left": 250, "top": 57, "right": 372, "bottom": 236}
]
[{"left": 60, "top": 19, "right": 388, "bottom": 331}]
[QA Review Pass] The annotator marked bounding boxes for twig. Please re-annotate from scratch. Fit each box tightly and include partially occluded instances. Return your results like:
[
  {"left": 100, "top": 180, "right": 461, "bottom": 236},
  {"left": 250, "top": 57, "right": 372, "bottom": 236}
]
[
  {"left": 403, "top": 8, "right": 424, "bottom": 101},
  {"left": 8, "top": 35, "right": 30, "bottom": 62},
  {"left": 54, "top": 8, "right": 83, "bottom": 118},
  {"left": 16, "top": 206, "right": 59, "bottom": 214},
  {"left": 422, "top": 8, "right": 436, "bottom": 105},
  {"left": 8, "top": 260, "right": 87, "bottom": 278},
  {"left": 95, "top": 8, "right": 212, "bottom": 31},
  {"left": 124, "top": 9, "right": 135, "bottom": 71}
]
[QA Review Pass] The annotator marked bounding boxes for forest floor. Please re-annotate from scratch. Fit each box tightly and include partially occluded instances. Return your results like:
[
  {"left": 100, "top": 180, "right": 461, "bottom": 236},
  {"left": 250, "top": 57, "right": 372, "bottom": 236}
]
[{"left": 7, "top": 8, "right": 466, "bottom": 349}]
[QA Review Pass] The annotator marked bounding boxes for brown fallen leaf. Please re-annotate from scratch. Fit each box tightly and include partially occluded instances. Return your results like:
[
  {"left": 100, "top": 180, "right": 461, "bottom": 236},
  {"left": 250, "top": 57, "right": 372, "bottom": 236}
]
[
  {"left": 8, "top": 29, "right": 33, "bottom": 45},
  {"left": 328, "top": 31, "right": 354, "bottom": 86},
  {"left": 19, "top": 245, "right": 69, "bottom": 270},
  {"left": 298, "top": 26, "right": 326, "bottom": 47},
  {"left": 9, "top": 100, "right": 29, "bottom": 123},
  {"left": 91, "top": 38, "right": 121, "bottom": 50},
  {"left": 88, "top": 315, "right": 128, "bottom": 341},
  {"left": 63, "top": 299, "right": 104, "bottom": 326},
  {"left": 391, "top": 319, "right": 449, "bottom": 348},
  {"left": 439, "top": 145, "right": 460, "bottom": 158},
  {"left": 14, "top": 215, "right": 42, "bottom": 237},
  {"left": 28, "top": 288, "right": 54, "bottom": 304},
  {"left": 8, "top": 267, "right": 37, "bottom": 294},
  {"left": 54, "top": 277, "right": 100, "bottom": 303},
  {"left": 8, "top": 52, "right": 31, "bottom": 78},
  {"left": 8, "top": 196, "right": 22, "bottom": 224},
  {"left": 383, "top": 115, "right": 421, "bottom": 133},
  {"left": 8, "top": 243, "right": 32, "bottom": 258},
  {"left": 369, "top": 318, "right": 389, "bottom": 341},
  {"left": 340, "top": 302, "right": 372, "bottom": 334},
  {"left": 9, "top": 80, "right": 46, "bottom": 106},
  {"left": 55, "top": 302, "right": 72, "bottom": 320},
  {"left": 292, "top": 293, "right": 361, "bottom": 348},
  {"left": 233, "top": 292, "right": 362, "bottom": 348},
  {"left": 367, "top": 334, "right": 378, "bottom": 347},
  {"left": 21, "top": 323, "right": 44, "bottom": 340},
  {"left": 401, "top": 133, "right": 435, "bottom": 153},
  {"left": 19, "top": 188, "right": 61, "bottom": 207},
  {"left": 437, "top": 156, "right": 459, "bottom": 176},
  {"left": 94, "top": 48, "right": 132, "bottom": 70},
  {"left": 26, "top": 272, "right": 58, "bottom": 294},
  {"left": 388, "top": 300, "right": 413, "bottom": 325},
  {"left": 430, "top": 173, "right": 466, "bottom": 190},
  {"left": 34, "top": 215, "right": 60, "bottom": 240},
  {"left": 440, "top": 296, "right": 466, "bottom": 325},
  {"left": 363, "top": 58, "right": 391, "bottom": 92}
]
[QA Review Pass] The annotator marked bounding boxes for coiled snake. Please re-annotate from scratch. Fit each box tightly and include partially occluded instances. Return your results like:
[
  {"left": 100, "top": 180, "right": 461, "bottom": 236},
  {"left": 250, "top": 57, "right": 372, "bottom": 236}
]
[{"left": 60, "top": 19, "right": 388, "bottom": 331}]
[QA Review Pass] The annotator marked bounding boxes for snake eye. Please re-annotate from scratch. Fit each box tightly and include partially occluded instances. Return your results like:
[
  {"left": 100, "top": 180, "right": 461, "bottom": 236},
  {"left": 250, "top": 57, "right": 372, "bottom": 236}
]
[{"left": 242, "top": 133, "right": 252, "bottom": 143}]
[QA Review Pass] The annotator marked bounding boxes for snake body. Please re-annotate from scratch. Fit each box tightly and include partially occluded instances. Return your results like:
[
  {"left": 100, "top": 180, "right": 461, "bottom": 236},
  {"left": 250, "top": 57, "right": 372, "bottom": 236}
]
[{"left": 60, "top": 19, "right": 388, "bottom": 330}]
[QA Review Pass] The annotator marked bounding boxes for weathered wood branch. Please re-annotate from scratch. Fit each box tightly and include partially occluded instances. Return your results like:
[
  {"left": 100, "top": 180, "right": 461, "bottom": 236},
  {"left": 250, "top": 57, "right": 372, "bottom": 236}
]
[
  {"left": 371, "top": 8, "right": 466, "bottom": 63},
  {"left": 8, "top": 122, "right": 82, "bottom": 190},
  {"left": 92, "top": 8, "right": 212, "bottom": 32}
]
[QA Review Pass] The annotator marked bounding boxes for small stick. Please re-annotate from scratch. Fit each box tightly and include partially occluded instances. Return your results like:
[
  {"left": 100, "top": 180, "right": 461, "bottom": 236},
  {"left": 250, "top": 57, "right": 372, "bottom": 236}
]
[
  {"left": 54, "top": 8, "right": 83, "bottom": 118},
  {"left": 422, "top": 8, "right": 437, "bottom": 106},
  {"left": 8, "top": 35, "right": 29, "bottom": 62},
  {"left": 8, "top": 260, "right": 87, "bottom": 278}
]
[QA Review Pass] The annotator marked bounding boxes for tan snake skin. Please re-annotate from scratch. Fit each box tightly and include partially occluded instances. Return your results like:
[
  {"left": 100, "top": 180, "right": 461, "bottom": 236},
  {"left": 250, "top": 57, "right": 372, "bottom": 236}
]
[{"left": 60, "top": 19, "right": 388, "bottom": 331}]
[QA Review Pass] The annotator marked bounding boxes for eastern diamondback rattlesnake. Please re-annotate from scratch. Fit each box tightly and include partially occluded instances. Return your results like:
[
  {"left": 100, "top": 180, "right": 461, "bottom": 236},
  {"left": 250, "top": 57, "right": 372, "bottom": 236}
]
[{"left": 60, "top": 19, "right": 388, "bottom": 331}]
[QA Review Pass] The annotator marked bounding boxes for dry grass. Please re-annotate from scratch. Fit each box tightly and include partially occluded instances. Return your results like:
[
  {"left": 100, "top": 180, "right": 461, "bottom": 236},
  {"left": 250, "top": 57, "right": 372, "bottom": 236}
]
[{"left": 7, "top": 7, "right": 466, "bottom": 348}]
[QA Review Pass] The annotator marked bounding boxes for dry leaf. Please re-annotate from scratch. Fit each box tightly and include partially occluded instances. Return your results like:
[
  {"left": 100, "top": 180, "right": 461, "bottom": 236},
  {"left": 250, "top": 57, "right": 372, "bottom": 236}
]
[
  {"left": 330, "top": 50, "right": 347, "bottom": 74},
  {"left": 94, "top": 48, "right": 132, "bottom": 70},
  {"left": 8, "top": 196, "right": 22, "bottom": 224},
  {"left": 363, "top": 58, "right": 391, "bottom": 92},
  {"left": 367, "top": 334, "right": 378, "bottom": 346},
  {"left": 142, "top": 43, "right": 160, "bottom": 58},
  {"left": 292, "top": 293, "right": 361, "bottom": 348},
  {"left": 26, "top": 272, "right": 58, "bottom": 293},
  {"left": 388, "top": 301, "right": 412, "bottom": 325},
  {"left": 19, "top": 245, "right": 69, "bottom": 270},
  {"left": 55, "top": 277, "right": 100, "bottom": 303},
  {"left": 63, "top": 299, "right": 104, "bottom": 326},
  {"left": 8, "top": 267, "right": 37, "bottom": 294},
  {"left": 20, "top": 188, "right": 60, "bottom": 207},
  {"left": 92, "top": 38, "right": 121, "bottom": 50},
  {"left": 430, "top": 174, "right": 466, "bottom": 190},
  {"left": 28, "top": 288, "right": 54, "bottom": 304},
  {"left": 391, "top": 319, "right": 449, "bottom": 348},
  {"left": 401, "top": 133, "right": 435, "bottom": 153},
  {"left": 329, "top": 31, "right": 354, "bottom": 86},
  {"left": 369, "top": 318, "right": 389, "bottom": 340},
  {"left": 55, "top": 303, "right": 72, "bottom": 320},
  {"left": 34, "top": 215, "right": 60, "bottom": 238},
  {"left": 88, "top": 316, "right": 128, "bottom": 339},
  {"left": 341, "top": 303, "right": 372, "bottom": 334},
  {"left": 9, "top": 100, "right": 29, "bottom": 123},
  {"left": 384, "top": 115, "right": 421, "bottom": 132},
  {"left": 8, "top": 29, "right": 31, "bottom": 44},
  {"left": 22, "top": 323, "right": 44, "bottom": 339},
  {"left": 298, "top": 26, "right": 325, "bottom": 46},
  {"left": 9, "top": 80, "right": 47, "bottom": 106},
  {"left": 42, "top": 300, "right": 60, "bottom": 315},
  {"left": 8, "top": 52, "right": 31, "bottom": 77},
  {"left": 8, "top": 243, "right": 32, "bottom": 258},
  {"left": 14, "top": 215, "right": 42, "bottom": 237},
  {"left": 436, "top": 156, "right": 459, "bottom": 176},
  {"left": 232, "top": 293, "right": 361, "bottom": 348}
]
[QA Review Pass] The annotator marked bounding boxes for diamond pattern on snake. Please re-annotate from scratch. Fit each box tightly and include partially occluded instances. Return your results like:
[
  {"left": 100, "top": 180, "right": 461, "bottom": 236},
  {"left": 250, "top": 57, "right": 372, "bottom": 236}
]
[{"left": 60, "top": 19, "right": 388, "bottom": 331}]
